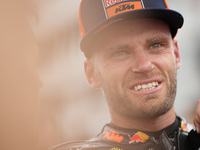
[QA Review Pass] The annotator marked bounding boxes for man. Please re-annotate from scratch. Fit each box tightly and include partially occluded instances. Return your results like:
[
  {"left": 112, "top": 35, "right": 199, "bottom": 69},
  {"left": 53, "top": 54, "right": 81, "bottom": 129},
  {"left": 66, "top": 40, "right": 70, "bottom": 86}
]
[{"left": 50, "top": 0, "right": 200, "bottom": 149}]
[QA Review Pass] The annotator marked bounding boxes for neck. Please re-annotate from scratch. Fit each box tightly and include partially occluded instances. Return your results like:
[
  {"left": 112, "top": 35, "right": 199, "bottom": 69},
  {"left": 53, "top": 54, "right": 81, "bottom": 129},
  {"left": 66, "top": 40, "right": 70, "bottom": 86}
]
[{"left": 110, "top": 106, "right": 176, "bottom": 132}]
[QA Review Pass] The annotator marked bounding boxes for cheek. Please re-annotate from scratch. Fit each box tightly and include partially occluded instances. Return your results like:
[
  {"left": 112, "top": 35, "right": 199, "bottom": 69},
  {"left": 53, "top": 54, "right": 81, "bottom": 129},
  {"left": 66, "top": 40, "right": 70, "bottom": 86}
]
[
  {"left": 153, "top": 55, "right": 177, "bottom": 82},
  {"left": 98, "top": 61, "right": 129, "bottom": 90}
]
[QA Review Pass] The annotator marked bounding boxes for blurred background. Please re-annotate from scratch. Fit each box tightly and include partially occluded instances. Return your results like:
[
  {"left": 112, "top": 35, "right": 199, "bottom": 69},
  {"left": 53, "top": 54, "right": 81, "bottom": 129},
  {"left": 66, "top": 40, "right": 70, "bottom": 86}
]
[{"left": 1, "top": 0, "right": 200, "bottom": 150}]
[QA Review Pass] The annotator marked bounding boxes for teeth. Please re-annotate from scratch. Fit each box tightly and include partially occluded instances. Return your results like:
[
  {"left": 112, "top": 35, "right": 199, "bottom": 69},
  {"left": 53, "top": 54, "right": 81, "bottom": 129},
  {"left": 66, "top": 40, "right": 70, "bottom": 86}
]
[
  {"left": 134, "top": 82, "right": 159, "bottom": 91},
  {"left": 142, "top": 84, "right": 147, "bottom": 89},
  {"left": 148, "top": 83, "right": 152, "bottom": 87}
]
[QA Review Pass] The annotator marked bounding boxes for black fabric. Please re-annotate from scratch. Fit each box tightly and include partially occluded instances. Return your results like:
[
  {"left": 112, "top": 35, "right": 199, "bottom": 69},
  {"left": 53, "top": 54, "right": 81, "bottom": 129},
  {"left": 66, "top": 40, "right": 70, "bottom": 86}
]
[
  {"left": 143, "top": 0, "right": 167, "bottom": 8},
  {"left": 188, "top": 129, "right": 200, "bottom": 150},
  {"left": 108, "top": 116, "right": 179, "bottom": 138},
  {"left": 49, "top": 116, "right": 199, "bottom": 150}
]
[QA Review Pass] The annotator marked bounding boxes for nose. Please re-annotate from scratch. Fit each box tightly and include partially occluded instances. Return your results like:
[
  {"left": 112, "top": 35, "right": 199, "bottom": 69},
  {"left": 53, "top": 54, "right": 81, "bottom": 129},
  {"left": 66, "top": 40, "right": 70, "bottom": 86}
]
[{"left": 131, "top": 52, "right": 154, "bottom": 73}]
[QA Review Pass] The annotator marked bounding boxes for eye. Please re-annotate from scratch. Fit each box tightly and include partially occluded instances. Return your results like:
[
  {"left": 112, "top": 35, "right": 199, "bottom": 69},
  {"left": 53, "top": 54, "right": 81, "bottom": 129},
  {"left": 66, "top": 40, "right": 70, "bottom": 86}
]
[
  {"left": 151, "top": 43, "right": 162, "bottom": 49},
  {"left": 113, "top": 50, "right": 129, "bottom": 57},
  {"left": 112, "top": 50, "right": 129, "bottom": 57}
]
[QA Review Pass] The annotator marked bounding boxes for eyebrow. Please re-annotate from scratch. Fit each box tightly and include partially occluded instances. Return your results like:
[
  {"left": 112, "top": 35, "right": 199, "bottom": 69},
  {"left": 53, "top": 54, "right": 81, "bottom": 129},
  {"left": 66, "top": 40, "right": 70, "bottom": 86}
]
[
  {"left": 107, "top": 34, "right": 169, "bottom": 51},
  {"left": 146, "top": 35, "right": 169, "bottom": 43},
  {"left": 109, "top": 44, "right": 129, "bottom": 51}
]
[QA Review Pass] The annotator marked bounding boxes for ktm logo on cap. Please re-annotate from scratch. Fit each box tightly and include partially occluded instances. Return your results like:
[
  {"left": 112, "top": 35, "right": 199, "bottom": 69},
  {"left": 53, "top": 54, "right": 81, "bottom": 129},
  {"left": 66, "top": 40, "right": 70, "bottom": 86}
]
[
  {"left": 115, "top": 3, "right": 135, "bottom": 13},
  {"left": 128, "top": 131, "right": 149, "bottom": 144},
  {"left": 105, "top": 1, "right": 143, "bottom": 18}
]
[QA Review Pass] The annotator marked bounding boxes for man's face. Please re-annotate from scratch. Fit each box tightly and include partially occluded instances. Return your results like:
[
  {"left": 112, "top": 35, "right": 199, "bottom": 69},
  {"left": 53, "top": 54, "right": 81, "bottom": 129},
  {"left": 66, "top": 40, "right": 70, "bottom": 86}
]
[{"left": 85, "top": 19, "right": 181, "bottom": 119}]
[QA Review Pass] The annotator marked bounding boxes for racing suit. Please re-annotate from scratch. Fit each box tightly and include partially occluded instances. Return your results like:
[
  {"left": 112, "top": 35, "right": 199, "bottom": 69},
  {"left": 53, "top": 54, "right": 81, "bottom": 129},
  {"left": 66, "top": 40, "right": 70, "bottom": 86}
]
[{"left": 49, "top": 116, "right": 200, "bottom": 150}]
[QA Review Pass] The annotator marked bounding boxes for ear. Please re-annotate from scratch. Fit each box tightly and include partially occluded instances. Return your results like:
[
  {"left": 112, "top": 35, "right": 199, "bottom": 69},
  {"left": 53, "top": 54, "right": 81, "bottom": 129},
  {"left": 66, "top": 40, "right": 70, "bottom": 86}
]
[
  {"left": 173, "top": 38, "right": 181, "bottom": 70},
  {"left": 84, "top": 59, "right": 101, "bottom": 88}
]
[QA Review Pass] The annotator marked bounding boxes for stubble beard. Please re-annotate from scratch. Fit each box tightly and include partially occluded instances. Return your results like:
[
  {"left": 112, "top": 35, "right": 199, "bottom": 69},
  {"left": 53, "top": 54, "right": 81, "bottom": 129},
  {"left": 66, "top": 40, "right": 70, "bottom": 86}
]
[{"left": 103, "top": 71, "right": 177, "bottom": 119}]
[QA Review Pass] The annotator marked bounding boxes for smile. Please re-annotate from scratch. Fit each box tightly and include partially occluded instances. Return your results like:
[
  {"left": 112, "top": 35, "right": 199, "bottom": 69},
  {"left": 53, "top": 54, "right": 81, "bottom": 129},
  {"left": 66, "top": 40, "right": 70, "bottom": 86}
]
[{"left": 134, "top": 82, "right": 159, "bottom": 91}]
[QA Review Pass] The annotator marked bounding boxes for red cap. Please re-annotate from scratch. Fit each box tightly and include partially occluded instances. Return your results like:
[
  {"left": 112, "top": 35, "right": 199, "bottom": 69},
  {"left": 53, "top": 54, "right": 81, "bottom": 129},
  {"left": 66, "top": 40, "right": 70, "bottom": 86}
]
[{"left": 79, "top": 0, "right": 184, "bottom": 54}]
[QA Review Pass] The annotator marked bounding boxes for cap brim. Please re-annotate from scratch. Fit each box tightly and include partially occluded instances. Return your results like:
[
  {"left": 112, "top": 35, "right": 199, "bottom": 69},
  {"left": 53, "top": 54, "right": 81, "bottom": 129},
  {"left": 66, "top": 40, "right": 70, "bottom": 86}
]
[{"left": 80, "top": 9, "right": 184, "bottom": 54}]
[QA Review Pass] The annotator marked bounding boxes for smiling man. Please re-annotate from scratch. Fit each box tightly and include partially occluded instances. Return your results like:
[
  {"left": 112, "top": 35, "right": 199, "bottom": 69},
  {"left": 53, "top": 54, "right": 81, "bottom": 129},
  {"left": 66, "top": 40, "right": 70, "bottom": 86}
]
[
  {"left": 87, "top": 19, "right": 180, "bottom": 131},
  {"left": 50, "top": 0, "right": 200, "bottom": 150}
]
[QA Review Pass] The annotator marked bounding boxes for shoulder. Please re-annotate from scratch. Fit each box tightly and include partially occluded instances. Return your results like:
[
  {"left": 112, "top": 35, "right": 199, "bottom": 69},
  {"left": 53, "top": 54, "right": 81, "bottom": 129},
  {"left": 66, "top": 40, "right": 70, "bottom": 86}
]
[
  {"left": 49, "top": 124, "right": 116, "bottom": 150},
  {"left": 48, "top": 138, "right": 114, "bottom": 150}
]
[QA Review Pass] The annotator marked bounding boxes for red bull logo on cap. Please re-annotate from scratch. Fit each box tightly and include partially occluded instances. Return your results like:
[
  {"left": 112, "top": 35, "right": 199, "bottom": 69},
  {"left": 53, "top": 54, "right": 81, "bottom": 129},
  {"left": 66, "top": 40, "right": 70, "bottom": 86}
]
[
  {"left": 104, "top": 0, "right": 127, "bottom": 7},
  {"left": 128, "top": 131, "right": 149, "bottom": 144}
]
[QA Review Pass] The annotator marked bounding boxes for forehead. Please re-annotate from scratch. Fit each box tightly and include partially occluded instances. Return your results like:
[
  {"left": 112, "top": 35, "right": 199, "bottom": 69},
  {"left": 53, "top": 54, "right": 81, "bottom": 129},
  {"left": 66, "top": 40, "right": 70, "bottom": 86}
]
[{"left": 89, "top": 18, "right": 171, "bottom": 52}]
